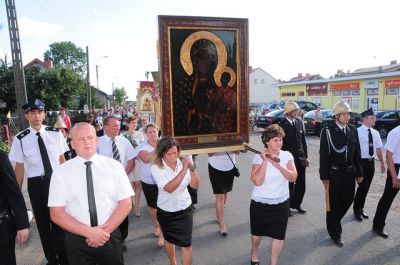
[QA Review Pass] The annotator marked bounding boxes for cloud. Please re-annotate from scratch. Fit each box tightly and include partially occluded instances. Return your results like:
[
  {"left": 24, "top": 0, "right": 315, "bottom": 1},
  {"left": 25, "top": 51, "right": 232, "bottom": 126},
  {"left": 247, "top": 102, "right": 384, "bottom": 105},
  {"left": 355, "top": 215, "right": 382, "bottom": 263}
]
[{"left": 19, "top": 17, "right": 64, "bottom": 38}]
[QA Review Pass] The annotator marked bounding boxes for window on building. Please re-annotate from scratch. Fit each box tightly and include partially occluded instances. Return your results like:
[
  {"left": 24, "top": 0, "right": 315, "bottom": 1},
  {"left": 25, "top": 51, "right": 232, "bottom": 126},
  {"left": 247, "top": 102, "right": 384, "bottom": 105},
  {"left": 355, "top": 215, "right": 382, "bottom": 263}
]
[
  {"left": 254, "top": 79, "right": 258, "bottom": 84},
  {"left": 261, "top": 79, "right": 265, "bottom": 84},
  {"left": 299, "top": 91, "right": 304, "bottom": 96}
]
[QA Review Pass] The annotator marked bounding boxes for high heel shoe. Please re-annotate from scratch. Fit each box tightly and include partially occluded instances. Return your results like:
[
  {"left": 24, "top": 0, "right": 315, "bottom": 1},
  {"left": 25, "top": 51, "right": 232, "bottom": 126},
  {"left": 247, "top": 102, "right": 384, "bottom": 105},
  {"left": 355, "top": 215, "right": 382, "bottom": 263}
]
[{"left": 250, "top": 261, "right": 260, "bottom": 265}]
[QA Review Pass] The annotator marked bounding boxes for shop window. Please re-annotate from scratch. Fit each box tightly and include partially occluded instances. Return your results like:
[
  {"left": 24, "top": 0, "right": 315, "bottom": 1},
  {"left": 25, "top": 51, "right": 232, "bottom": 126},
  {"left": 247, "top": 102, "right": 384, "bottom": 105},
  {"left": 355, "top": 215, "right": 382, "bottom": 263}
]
[{"left": 299, "top": 91, "right": 304, "bottom": 96}]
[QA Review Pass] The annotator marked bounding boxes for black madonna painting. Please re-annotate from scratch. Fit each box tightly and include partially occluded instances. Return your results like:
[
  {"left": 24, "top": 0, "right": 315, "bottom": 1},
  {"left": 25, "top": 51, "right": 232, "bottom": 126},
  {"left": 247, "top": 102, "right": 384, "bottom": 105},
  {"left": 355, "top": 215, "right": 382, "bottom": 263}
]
[{"left": 159, "top": 16, "right": 249, "bottom": 149}]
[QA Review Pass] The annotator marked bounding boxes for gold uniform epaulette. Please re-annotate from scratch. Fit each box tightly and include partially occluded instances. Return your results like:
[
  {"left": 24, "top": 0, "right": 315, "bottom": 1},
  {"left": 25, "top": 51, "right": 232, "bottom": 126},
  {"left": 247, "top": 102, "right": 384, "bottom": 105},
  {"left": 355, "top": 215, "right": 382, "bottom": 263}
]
[
  {"left": 45, "top": 126, "right": 60, "bottom": 132},
  {"left": 16, "top": 129, "right": 30, "bottom": 140}
]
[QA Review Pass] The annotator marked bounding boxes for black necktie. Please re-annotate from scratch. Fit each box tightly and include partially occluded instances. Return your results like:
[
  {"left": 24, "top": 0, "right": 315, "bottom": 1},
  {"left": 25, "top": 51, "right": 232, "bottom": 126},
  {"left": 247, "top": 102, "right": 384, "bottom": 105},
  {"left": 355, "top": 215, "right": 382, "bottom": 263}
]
[
  {"left": 368, "top": 128, "right": 374, "bottom": 157},
  {"left": 36, "top": 132, "right": 53, "bottom": 179},
  {"left": 112, "top": 139, "right": 121, "bottom": 162},
  {"left": 84, "top": 161, "right": 98, "bottom": 227},
  {"left": 342, "top": 128, "right": 346, "bottom": 135}
]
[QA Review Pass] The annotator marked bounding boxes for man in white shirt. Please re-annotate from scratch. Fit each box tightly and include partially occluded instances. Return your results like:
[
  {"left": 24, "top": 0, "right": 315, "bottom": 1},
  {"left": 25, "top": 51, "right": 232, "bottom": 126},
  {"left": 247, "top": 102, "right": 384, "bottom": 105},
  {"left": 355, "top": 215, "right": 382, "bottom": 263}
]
[
  {"left": 48, "top": 123, "right": 133, "bottom": 265},
  {"left": 9, "top": 99, "right": 69, "bottom": 265},
  {"left": 97, "top": 116, "right": 135, "bottom": 251},
  {"left": 372, "top": 124, "right": 400, "bottom": 238},
  {"left": 353, "top": 108, "right": 385, "bottom": 221}
]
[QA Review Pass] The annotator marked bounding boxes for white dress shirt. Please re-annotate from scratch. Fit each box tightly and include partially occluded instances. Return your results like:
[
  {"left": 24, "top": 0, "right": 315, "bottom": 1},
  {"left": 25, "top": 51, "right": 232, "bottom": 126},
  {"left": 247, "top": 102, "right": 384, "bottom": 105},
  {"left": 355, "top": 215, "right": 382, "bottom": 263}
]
[
  {"left": 208, "top": 152, "right": 236, "bottom": 171},
  {"left": 136, "top": 141, "right": 156, "bottom": 184},
  {"left": 251, "top": 151, "right": 294, "bottom": 205},
  {"left": 385, "top": 125, "right": 400, "bottom": 164},
  {"left": 151, "top": 159, "right": 192, "bottom": 212},
  {"left": 97, "top": 134, "right": 136, "bottom": 168},
  {"left": 357, "top": 124, "right": 383, "bottom": 159},
  {"left": 48, "top": 154, "right": 134, "bottom": 226},
  {"left": 9, "top": 126, "right": 69, "bottom": 178}
]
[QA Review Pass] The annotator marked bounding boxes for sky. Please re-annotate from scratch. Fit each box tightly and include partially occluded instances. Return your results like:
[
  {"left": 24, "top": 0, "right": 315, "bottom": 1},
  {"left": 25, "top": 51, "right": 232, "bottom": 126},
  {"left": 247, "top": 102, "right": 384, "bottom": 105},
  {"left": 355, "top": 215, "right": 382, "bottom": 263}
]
[{"left": 0, "top": 0, "right": 399, "bottom": 101}]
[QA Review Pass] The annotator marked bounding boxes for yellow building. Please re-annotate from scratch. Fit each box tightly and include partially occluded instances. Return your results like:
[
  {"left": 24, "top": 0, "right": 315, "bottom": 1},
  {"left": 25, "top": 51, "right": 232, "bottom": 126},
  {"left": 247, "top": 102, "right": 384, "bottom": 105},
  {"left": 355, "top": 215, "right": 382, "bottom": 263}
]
[{"left": 277, "top": 71, "right": 400, "bottom": 112}]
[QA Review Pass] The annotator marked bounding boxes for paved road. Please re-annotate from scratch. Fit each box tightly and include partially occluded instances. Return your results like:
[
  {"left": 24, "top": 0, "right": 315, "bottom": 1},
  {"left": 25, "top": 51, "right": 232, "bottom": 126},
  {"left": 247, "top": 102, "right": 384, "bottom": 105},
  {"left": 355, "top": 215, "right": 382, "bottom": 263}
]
[{"left": 16, "top": 131, "right": 400, "bottom": 265}]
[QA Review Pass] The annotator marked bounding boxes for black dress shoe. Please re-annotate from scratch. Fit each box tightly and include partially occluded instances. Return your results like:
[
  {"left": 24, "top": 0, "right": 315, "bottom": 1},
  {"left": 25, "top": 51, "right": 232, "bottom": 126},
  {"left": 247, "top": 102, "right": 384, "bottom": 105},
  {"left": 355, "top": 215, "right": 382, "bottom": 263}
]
[
  {"left": 361, "top": 211, "right": 369, "bottom": 219},
  {"left": 250, "top": 261, "right": 260, "bottom": 265},
  {"left": 331, "top": 237, "right": 344, "bottom": 247},
  {"left": 354, "top": 212, "right": 363, "bottom": 221},
  {"left": 372, "top": 227, "right": 389, "bottom": 238},
  {"left": 295, "top": 207, "right": 307, "bottom": 214}
]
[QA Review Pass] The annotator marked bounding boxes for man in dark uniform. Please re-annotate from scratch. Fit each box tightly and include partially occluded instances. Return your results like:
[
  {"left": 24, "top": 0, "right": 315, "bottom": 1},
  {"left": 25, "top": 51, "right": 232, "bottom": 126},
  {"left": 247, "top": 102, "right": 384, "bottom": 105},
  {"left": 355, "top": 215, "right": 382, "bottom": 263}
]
[
  {"left": 279, "top": 101, "right": 309, "bottom": 215},
  {"left": 0, "top": 150, "right": 30, "bottom": 265},
  {"left": 320, "top": 101, "right": 363, "bottom": 247},
  {"left": 8, "top": 99, "right": 69, "bottom": 265}
]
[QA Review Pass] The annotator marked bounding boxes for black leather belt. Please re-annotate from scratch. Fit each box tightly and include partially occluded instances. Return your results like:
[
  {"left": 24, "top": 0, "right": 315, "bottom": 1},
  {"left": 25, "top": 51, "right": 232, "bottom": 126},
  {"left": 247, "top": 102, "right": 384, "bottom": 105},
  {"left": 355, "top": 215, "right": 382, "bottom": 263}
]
[
  {"left": 362, "top": 158, "right": 374, "bottom": 162},
  {"left": 330, "top": 165, "right": 353, "bottom": 171}
]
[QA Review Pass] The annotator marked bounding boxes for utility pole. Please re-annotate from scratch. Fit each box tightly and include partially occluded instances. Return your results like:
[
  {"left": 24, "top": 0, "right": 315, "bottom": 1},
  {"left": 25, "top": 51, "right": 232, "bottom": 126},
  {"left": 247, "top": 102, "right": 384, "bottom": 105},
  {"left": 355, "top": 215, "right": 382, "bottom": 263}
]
[
  {"left": 86, "top": 46, "right": 91, "bottom": 111},
  {"left": 5, "top": 0, "right": 27, "bottom": 127}
]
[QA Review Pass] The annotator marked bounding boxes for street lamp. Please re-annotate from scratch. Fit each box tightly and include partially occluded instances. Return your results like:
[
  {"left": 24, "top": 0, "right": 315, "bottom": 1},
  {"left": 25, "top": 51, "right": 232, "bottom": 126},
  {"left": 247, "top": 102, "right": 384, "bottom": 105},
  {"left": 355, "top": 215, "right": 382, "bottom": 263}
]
[{"left": 96, "top": 55, "right": 108, "bottom": 91}]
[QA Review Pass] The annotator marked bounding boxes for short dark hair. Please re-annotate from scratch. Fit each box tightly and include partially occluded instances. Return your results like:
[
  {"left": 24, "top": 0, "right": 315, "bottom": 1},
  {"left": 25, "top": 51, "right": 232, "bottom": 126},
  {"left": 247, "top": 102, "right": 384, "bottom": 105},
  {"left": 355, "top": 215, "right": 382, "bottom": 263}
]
[
  {"left": 103, "top": 116, "right": 118, "bottom": 126},
  {"left": 144, "top": 123, "right": 159, "bottom": 133},
  {"left": 261, "top": 124, "right": 285, "bottom": 147},
  {"left": 125, "top": 116, "right": 137, "bottom": 124}
]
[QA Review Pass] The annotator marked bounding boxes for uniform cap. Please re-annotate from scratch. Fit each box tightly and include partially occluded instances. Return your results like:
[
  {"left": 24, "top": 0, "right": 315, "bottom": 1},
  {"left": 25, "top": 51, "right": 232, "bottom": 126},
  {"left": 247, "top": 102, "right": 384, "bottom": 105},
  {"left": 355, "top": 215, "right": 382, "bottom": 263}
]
[
  {"left": 361, "top": 108, "right": 375, "bottom": 117},
  {"left": 22, "top": 99, "right": 45, "bottom": 113}
]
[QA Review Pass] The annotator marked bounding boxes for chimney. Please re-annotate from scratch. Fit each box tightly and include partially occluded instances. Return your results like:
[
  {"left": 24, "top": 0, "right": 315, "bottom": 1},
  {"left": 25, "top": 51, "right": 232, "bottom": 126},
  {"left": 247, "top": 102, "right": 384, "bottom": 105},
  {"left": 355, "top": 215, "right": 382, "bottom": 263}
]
[
  {"left": 43, "top": 58, "right": 53, "bottom": 68},
  {"left": 390, "top": 60, "right": 397, "bottom": 65},
  {"left": 298, "top": 73, "right": 302, "bottom": 77}
]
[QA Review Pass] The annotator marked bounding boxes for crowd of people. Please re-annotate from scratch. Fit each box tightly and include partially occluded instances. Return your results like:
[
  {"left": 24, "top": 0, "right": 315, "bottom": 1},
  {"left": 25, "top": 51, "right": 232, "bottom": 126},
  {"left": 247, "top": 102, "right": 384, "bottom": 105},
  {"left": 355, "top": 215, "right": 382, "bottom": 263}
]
[{"left": 1, "top": 98, "right": 400, "bottom": 265}]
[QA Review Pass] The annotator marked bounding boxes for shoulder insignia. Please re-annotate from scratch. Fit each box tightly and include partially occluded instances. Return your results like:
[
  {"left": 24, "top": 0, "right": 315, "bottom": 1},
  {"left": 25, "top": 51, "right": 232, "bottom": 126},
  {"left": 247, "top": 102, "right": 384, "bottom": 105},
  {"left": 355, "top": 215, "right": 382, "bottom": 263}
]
[
  {"left": 45, "top": 126, "right": 60, "bottom": 132},
  {"left": 16, "top": 129, "right": 30, "bottom": 140}
]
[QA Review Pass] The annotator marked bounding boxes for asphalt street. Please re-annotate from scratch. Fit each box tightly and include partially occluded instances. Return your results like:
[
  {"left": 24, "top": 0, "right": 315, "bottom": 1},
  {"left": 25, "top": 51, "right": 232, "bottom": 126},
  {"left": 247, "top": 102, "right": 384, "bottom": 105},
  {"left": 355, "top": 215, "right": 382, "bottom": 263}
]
[{"left": 16, "top": 130, "right": 400, "bottom": 265}]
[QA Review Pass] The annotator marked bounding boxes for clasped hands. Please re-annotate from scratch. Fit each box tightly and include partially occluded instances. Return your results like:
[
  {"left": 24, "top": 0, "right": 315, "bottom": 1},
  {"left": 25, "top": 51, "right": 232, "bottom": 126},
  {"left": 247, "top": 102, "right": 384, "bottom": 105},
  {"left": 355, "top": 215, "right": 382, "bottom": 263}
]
[
  {"left": 260, "top": 150, "right": 279, "bottom": 166},
  {"left": 85, "top": 223, "right": 111, "bottom": 248}
]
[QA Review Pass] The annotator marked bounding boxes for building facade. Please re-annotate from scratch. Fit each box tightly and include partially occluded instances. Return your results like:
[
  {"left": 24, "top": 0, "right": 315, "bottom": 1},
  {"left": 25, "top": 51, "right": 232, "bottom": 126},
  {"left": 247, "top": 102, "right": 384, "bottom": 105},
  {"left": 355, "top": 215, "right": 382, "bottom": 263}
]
[
  {"left": 277, "top": 71, "right": 400, "bottom": 112},
  {"left": 249, "top": 67, "right": 278, "bottom": 104}
]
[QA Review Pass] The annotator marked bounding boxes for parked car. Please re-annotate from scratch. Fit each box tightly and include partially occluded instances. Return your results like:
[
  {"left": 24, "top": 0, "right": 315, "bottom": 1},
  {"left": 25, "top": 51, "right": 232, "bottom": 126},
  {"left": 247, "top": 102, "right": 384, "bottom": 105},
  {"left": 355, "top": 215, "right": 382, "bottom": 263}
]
[
  {"left": 256, "top": 109, "right": 285, "bottom": 128},
  {"left": 372, "top": 110, "right": 400, "bottom": 138},
  {"left": 304, "top": 109, "right": 361, "bottom": 135},
  {"left": 278, "top": 100, "right": 319, "bottom": 112},
  {"left": 258, "top": 102, "right": 281, "bottom": 115}
]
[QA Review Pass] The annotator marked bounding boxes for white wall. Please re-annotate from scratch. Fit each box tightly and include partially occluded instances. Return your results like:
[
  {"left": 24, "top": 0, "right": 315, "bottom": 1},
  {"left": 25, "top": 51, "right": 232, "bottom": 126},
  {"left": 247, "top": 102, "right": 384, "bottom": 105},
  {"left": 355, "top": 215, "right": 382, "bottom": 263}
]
[{"left": 249, "top": 68, "right": 279, "bottom": 104}]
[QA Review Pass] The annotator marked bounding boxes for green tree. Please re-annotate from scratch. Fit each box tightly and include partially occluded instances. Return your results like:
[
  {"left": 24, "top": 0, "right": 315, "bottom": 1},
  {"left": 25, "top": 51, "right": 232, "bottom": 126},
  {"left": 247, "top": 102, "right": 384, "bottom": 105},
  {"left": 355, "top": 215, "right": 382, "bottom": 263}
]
[
  {"left": 333, "top": 69, "right": 348, "bottom": 78},
  {"left": 0, "top": 56, "right": 15, "bottom": 112},
  {"left": 113, "top": 86, "right": 128, "bottom": 106},
  {"left": 44, "top": 41, "right": 86, "bottom": 75}
]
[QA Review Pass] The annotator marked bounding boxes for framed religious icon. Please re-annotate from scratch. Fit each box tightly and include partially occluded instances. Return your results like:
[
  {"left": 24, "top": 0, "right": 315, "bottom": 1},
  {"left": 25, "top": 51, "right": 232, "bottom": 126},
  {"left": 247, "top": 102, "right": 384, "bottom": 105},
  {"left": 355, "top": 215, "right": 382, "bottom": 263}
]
[{"left": 158, "top": 15, "right": 249, "bottom": 152}]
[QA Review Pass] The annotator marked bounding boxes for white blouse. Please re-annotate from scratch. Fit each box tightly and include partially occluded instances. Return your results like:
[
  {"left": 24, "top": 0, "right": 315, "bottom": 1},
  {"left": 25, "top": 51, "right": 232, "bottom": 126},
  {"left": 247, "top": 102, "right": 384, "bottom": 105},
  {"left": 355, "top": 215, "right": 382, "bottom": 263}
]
[
  {"left": 251, "top": 151, "right": 294, "bottom": 205},
  {"left": 136, "top": 141, "right": 156, "bottom": 184},
  {"left": 208, "top": 152, "right": 236, "bottom": 171},
  {"left": 151, "top": 159, "right": 192, "bottom": 212}
]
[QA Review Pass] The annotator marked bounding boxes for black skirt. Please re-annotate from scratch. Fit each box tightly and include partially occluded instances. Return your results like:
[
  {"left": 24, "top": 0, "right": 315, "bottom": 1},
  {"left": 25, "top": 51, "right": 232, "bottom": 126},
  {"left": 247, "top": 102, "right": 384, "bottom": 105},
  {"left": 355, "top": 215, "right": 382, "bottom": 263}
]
[
  {"left": 157, "top": 206, "right": 193, "bottom": 247},
  {"left": 208, "top": 164, "right": 235, "bottom": 194},
  {"left": 141, "top": 181, "right": 158, "bottom": 209},
  {"left": 250, "top": 199, "right": 289, "bottom": 240}
]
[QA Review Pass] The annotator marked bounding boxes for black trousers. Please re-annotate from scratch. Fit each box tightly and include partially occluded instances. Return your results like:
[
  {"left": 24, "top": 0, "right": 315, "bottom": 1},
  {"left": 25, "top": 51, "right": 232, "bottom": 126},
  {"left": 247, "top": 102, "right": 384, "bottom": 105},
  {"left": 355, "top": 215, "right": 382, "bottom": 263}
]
[
  {"left": 326, "top": 168, "right": 355, "bottom": 239},
  {"left": 28, "top": 177, "right": 68, "bottom": 265},
  {"left": 0, "top": 215, "right": 17, "bottom": 265},
  {"left": 64, "top": 230, "right": 124, "bottom": 265},
  {"left": 289, "top": 159, "right": 306, "bottom": 208},
  {"left": 119, "top": 216, "right": 129, "bottom": 240},
  {"left": 373, "top": 164, "right": 400, "bottom": 230},
  {"left": 353, "top": 159, "right": 375, "bottom": 212}
]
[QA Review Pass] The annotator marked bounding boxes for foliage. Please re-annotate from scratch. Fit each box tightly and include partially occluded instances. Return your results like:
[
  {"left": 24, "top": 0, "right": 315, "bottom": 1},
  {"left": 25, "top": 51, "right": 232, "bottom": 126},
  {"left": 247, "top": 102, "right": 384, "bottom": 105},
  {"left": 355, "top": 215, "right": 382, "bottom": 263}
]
[
  {"left": 0, "top": 56, "right": 16, "bottom": 112},
  {"left": 44, "top": 41, "right": 86, "bottom": 76},
  {"left": 0, "top": 140, "right": 10, "bottom": 154},
  {"left": 113, "top": 86, "right": 128, "bottom": 106},
  {"left": 333, "top": 69, "right": 349, "bottom": 78}
]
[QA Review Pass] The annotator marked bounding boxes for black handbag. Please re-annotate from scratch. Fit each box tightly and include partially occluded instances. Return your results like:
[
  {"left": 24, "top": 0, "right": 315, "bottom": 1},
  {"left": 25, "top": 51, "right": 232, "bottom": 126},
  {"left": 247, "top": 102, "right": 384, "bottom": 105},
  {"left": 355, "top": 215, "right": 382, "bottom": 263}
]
[{"left": 226, "top": 152, "right": 240, "bottom": 177}]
